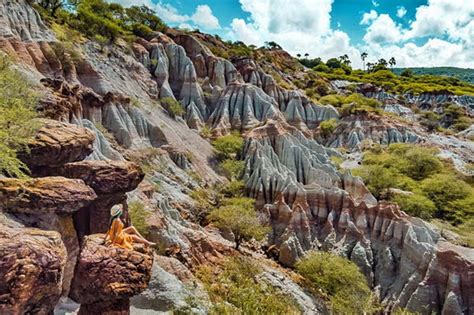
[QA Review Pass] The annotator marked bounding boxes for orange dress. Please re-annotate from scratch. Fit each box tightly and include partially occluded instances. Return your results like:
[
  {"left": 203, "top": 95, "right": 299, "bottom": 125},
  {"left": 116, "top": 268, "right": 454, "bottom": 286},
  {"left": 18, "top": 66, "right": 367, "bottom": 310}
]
[{"left": 106, "top": 218, "right": 134, "bottom": 250}]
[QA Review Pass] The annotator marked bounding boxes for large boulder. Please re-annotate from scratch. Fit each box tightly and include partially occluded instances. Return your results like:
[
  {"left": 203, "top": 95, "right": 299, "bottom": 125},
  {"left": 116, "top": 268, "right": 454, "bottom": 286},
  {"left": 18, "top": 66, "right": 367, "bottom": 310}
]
[
  {"left": 0, "top": 214, "right": 66, "bottom": 314},
  {"left": 70, "top": 234, "right": 153, "bottom": 314},
  {"left": 19, "top": 119, "right": 95, "bottom": 170},
  {"left": 0, "top": 176, "right": 97, "bottom": 215}
]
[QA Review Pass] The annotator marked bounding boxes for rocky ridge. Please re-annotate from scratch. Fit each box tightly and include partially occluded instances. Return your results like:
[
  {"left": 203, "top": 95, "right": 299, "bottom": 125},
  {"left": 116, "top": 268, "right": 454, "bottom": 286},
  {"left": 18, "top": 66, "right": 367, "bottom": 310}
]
[{"left": 0, "top": 1, "right": 472, "bottom": 314}]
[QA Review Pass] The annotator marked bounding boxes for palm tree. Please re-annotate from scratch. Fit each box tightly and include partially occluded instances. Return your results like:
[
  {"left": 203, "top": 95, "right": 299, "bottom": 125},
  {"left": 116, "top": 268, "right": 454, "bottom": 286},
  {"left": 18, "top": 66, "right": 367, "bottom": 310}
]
[
  {"left": 389, "top": 57, "right": 396, "bottom": 69},
  {"left": 297, "top": 53, "right": 301, "bottom": 58},
  {"left": 304, "top": 53, "right": 309, "bottom": 58},
  {"left": 339, "top": 54, "right": 350, "bottom": 66},
  {"left": 366, "top": 62, "right": 374, "bottom": 73},
  {"left": 361, "top": 52, "right": 368, "bottom": 71}
]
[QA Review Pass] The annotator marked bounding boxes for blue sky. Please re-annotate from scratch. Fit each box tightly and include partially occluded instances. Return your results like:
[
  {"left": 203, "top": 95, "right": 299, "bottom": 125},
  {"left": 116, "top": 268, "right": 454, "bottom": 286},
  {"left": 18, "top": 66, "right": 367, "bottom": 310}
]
[{"left": 114, "top": 0, "right": 474, "bottom": 68}]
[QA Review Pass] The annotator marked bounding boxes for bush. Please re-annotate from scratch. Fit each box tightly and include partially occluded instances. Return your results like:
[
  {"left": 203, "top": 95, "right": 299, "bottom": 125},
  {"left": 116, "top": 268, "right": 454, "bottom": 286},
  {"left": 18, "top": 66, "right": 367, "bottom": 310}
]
[
  {"left": 128, "top": 200, "right": 151, "bottom": 237},
  {"left": 212, "top": 132, "right": 244, "bottom": 159},
  {"left": 393, "top": 146, "right": 442, "bottom": 180},
  {"left": 353, "top": 165, "right": 397, "bottom": 199},
  {"left": 421, "top": 174, "right": 471, "bottom": 218},
  {"left": 208, "top": 197, "right": 268, "bottom": 250},
  {"left": 394, "top": 194, "right": 437, "bottom": 220},
  {"left": 219, "top": 159, "right": 245, "bottom": 180},
  {"left": 295, "top": 251, "right": 375, "bottom": 314},
  {"left": 319, "top": 118, "right": 338, "bottom": 138},
  {"left": 0, "top": 56, "right": 40, "bottom": 177},
  {"left": 161, "top": 97, "right": 184, "bottom": 118},
  {"left": 197, "top": 257, "right": 300, "bottom": 314}
]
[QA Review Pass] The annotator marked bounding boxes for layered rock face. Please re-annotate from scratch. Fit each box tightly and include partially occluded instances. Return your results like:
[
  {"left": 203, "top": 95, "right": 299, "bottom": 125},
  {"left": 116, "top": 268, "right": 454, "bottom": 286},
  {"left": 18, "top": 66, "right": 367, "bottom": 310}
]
[
  {"left": 0, "top": 120, "right": 153, "bottom": 314},
  {"left": 323, "top": 113, "right": 420, "bottom": 151},
  {"left": 244, "top": 121, "right": 473, "bottom": 314}
]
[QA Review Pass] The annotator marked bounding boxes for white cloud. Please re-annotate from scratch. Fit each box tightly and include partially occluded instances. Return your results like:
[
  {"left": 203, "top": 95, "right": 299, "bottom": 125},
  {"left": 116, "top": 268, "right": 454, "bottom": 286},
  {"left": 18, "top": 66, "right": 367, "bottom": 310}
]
[
  {"left": 191, "top": 5, "right": 220, "bottom": 30},
  {"left": 228, "top": 0, "right": 362, "bottom": 67},
  {"left": 106, "top": 0, "right": 220, "bottom": 30},
  {"left": 363, "top": 14, "right": 403, "bottom": 44},
  {"left": 360, "top": 10, "right": 378, "bottom": 25},
  {"left": 396, "top": 6, "right": 407, "bottom": 18},
  {"left": 405, "top": 0, "right": 474, "bottom": 42},
  {"left": 359, "top": 0, "right": 474, "bottom": 68}
]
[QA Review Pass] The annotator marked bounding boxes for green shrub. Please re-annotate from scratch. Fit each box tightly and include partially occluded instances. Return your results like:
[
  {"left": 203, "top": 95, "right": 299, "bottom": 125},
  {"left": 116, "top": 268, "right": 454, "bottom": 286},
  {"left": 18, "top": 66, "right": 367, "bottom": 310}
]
[
  {"left": 444, "top": 195, "right": 474, "bottom": 225},
  {"left": 212, "top": 132, "right": 244, "bottom": 159},
  {"left": 295, "top": 251, "right": 376, "bottom": 314},
  {"left": 0, "top": 56, "right": 40, "bottom": 177},
  {"left": 421, "top": 174, "right": 471, "bottom": 218},
  {"left": 393, "top": 146, "right": 442, "bottom": 180},
  {"left": 128, "top": 200, "right": 151, "bottom": 237},
  {"left": 319, "top": 118, "right": 338, "bottom": 138},
  {"left": 353, "top": 165, "right": 397, "bottom": 199},
  {"left": 220, "top": 179, "right": 245, "bottom": 198},
  {"left": 197, "top": 257, "right": 300, "bottom": 314},
  {"left": 394, "top": 194, "right": 437, "bottom": 220},
  {"left": 208, "top": 197, "right": 268, "bottom": 250},
  {"left": 219, "top": 159, "right": 245, "bottom": 180},
  {"left": 161, "top": 97, "right": 184, "bottom": 118}
]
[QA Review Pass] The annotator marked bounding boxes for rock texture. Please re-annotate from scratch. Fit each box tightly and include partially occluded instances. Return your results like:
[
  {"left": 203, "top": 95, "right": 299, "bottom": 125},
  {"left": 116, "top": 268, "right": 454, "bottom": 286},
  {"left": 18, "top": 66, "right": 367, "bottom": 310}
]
[
  {"left": 0, "top": 213, "right": 66, "bottom": 314},
  {"left": 244, "top": 122, "right": 473, "bottom": 314},
  {"left": 70, "top": 234, "right": 153, "bottom": 314}
]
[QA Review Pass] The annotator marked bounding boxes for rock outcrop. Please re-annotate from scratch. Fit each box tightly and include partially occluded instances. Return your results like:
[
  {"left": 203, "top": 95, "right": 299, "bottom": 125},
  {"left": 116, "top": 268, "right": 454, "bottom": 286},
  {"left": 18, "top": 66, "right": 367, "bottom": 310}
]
[
  {"left": 70, "top": 235, "right": 153, "bottom": 314},
  {"left": 0, "top": 213, "right": 66, "bottom": 314},
  {"left": 323, "top": 113, "right": 420, "bottom": 151}
]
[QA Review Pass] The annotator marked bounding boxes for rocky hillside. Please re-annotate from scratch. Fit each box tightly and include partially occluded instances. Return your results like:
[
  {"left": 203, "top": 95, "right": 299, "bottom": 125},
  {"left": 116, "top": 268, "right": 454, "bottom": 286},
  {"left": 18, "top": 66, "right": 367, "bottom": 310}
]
[{"left": 0, "top": 1, "right": 473, "bottom": 314}]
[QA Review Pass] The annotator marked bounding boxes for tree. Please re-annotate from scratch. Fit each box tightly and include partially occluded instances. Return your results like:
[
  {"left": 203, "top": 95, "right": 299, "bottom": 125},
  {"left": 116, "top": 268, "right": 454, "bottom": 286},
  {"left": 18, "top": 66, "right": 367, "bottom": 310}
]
[
  {"left": 366, "top": 62, "right": 374, "bottom": 72},
  {"left": 389, "top": 57, "right": 397, "bottom": 69},
  {"left": 295, "top": 251, "right": 376, "bottom": 314},
  {"left": 339, "top": 54, "right": 351, "bottom": 66},
  {"left": 378, "top": 58, "right": 388, "bottom": 67},
  {"left": 395, "top": 147, "right": 443, "bottom": 180},
  {"left": 264, "top": 41, "right": 281, "bottom": 50},
  {"left": 319, "top": 119, "right": 338, "bottom": 138},
  {"left": 326, "top": 57, "right": 342, "bottom": 69},
  {"left": 304, "top": 53, "right": 309, "bottom": 57},
  {"left": 0, "top": 55, "right": 40, "bottom": 177},
  {"left": 296, "top": 53, "right": 301, "bottom": 58},
  {"left": 361, "top": 52, "right": 368, "bottom": 71},
  {"left": 394, "top": 194, "right": 437, "bottom": 220},
  {"left": 36, "top": 0, "right": 64, "bottom": 17},
  {"left": 400, "top": 68, "right": 413, "bottom": 77},
  {"left": 208, "top": 197, "right": 269, "bottom": 250}
]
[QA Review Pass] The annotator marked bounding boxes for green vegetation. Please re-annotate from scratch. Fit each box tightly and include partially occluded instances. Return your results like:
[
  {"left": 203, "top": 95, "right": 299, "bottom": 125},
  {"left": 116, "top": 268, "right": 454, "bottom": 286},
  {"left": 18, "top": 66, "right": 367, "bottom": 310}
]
[
  {"left": 0, "top": 55, "right": 40, "bottom": 177},
  {"left": 208, "top": 197, "right": 269, "bottom": 250},
  {"left": 128, "top": 200, "right": 151, "bottom": 237},
  {"left": 318, "top": 93, "right": 381, "bottom": 116},
  {"left": 197, "top": 257, "right": 300, "bottom": 314},
  {"left": 33, "top": 0, "right": 166, "bottom": 43},
  {"left": 319, "top": 118, "right": 338, "bottom": 138},
  {"left": 295, "top": 251, "right": 377, "bottom": 314},
  {"left": 160, "top": 97, "right": 184, "bottom": 119},
  {"left": 394, "top": 67, "right": 474, "bottom": 85},
  {"left": 212, "top": 132, "right": 244, "bottom": 159},
  {"left": 352, "top": 144, "right": 473, "bottom": 228}
]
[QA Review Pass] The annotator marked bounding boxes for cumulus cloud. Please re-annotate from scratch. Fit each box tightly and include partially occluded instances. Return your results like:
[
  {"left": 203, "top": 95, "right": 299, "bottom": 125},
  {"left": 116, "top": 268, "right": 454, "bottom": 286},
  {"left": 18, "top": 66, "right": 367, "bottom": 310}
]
[
  {"left": 360, "top": 0, "right": 473, "bottom": 68},
  {"left": 191, "top": 5, "right": 220, "bottom": 30},
  {"left": 106, "top": 0, "right": 220, "bottom": 30},
  {"left": 228, "top": 0, "right": 362, "bottom": 67},
  {"left": 363, "top": 14, "right": 403, "bottom": 44},
  {"left": 396, "top": 6, "right": 407, "bottom": 18},
  {"left": 360, "top": 10, "right": 378, "bottom": 25}
]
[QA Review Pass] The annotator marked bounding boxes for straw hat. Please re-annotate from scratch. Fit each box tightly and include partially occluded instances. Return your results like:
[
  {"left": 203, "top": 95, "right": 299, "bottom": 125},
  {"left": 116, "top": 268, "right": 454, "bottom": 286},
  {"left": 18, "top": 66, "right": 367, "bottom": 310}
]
[{"left": 110, "top": 205, "right": 123, "bottom": 218}]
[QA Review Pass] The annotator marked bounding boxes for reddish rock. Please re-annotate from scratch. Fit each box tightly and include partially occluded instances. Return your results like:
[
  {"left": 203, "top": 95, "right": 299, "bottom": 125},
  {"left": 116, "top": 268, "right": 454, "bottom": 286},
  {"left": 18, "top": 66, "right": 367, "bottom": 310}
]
[
  {"left": 70, "top": 235, "right": 153, "bottom": 314},
  {"left": 0, "top": 177, "right": 97, "bottom": 215},
  {"left": 19, "top": 119, "right": 95, "bottom": 170},
  {"left": 0, "top": 215, "right": 66, "bottom": 314}
]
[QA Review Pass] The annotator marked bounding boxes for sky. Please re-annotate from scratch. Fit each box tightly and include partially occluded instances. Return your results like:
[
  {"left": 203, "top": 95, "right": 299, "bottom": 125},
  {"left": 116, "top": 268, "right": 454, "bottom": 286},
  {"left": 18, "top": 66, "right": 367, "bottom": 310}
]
[{"left": 111, "top": 0, "right": 474, "bottom": 69}]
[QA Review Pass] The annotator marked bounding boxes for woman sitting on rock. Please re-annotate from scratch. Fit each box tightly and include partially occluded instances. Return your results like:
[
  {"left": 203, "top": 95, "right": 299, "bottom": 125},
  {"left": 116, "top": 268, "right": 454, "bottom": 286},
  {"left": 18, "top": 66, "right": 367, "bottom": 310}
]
[{"left": 105, "top": 205, "right": 155, "bottom": 249}]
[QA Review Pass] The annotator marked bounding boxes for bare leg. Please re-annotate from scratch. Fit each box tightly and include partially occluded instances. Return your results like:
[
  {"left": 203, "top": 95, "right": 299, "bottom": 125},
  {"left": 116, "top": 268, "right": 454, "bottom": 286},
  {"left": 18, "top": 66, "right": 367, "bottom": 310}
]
[
  {"left": 130, "top": 235, "right": 156, "bottom": 246},
  {"left": 123, "top": 226, "right": 146, "bottom": 239}
]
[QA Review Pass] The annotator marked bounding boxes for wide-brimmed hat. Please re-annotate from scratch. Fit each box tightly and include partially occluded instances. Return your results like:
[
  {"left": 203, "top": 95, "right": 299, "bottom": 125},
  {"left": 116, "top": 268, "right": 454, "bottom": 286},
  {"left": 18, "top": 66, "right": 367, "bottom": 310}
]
[{"left": 110, "top": 205, "right": 123, "bottom": 218}]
